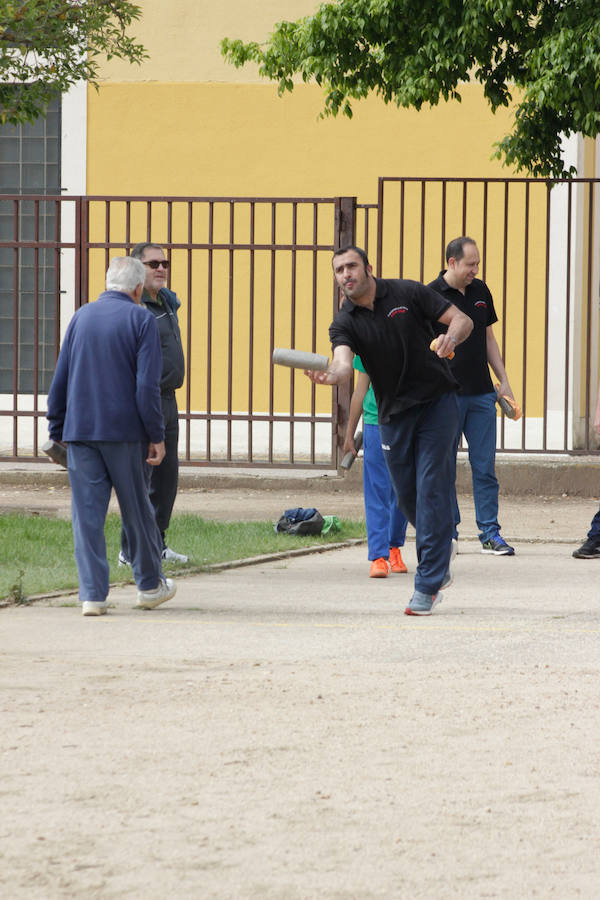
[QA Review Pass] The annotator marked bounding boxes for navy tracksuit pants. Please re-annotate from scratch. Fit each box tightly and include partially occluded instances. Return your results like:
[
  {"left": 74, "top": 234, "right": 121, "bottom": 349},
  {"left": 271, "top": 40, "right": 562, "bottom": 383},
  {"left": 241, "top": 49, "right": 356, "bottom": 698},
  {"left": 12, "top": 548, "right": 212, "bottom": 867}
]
[
  {"left": 68, "top": 441, "right": 164, "bottom": 602},
  {"left": 379, "top": 393, "right": 458, "bottom": 595}
]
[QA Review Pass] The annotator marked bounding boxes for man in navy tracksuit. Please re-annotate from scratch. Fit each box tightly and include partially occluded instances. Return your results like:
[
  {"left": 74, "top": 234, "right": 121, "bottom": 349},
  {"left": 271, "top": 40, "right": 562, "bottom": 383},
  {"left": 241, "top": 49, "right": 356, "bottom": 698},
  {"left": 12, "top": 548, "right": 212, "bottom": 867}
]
[
  {"left": 47, "top": 257, "right": 176, "bottom": 616},
  {"left": 119, "top": 242, "right": 187, "bottom": 566}
]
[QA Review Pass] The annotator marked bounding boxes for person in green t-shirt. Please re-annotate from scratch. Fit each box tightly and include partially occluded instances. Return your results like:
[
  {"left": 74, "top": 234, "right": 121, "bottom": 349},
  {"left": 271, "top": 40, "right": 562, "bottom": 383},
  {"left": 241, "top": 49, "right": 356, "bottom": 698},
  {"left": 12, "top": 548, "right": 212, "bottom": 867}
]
[{"left": 342, "top": 356, "right": 408, "bottom": 578}]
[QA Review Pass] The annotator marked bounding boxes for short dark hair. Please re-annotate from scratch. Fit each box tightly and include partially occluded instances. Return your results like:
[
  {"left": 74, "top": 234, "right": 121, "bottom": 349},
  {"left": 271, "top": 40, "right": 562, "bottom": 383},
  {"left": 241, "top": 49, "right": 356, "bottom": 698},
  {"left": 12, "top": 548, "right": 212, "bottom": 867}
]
[
  {"left": 332, "top": 245, "right": 370, "bottom": 270},
  {"left": 130, "top": 242, "right": 164, "bottom": 260},
  {"left": 445, "top": 236, "right": 476, "bottom": 264}
]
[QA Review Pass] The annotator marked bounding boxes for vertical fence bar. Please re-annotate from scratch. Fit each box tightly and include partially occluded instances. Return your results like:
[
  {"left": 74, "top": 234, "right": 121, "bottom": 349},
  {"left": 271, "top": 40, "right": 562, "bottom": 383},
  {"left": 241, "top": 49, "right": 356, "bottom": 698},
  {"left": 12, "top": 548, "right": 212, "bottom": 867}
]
[
  {"left": 11, "top": 199, "right": 19, "bottom": 455},
  {"left": 104, "top": 200, "right": 111, "bottom": 272},
  {"left": 32, "top": 199, "right": 40, "bottom": 454},
  {"left": 499, "top": 181, "right": 509, "bottom": 450},
  {"left": 564, "top": 183, "right": 573, "bottom": 451},
  {"left": 227, "top": 201, "right": 235, "bottom": 460},
  {"left": 584, "top": 181, "right": 594, "bottom": 451},
  {"left": 520, "top": 182, "right": 530, "bottom": 450},
  {"left": 268, "top": 202, "right": 276, "bottom": 463},
  {"left": 542, "top": 183, "right": 552, "bottom": 450},
  {"left": 206, "top": 201, "right": 214, "bottom": 460},
  {"left": 289, "top": 202, "right": 298, "bottom": 463},
  {"left": 248, "top": 202, "right": 256, "bottom": 462},
  {"left": 419, "top": 180, "right": 426, "bottom": 282},
  {"left": 79, "top": 198, "right": 89, "bottom": 307},
  {"left": 333, "top": 196, "right": 357, "bottom": 463},
  {"left": 482, "top": 181, "right": 488, "bottom": 283},
  {"left": 440, "top": 180, "right": 447, "bottom": 267}
]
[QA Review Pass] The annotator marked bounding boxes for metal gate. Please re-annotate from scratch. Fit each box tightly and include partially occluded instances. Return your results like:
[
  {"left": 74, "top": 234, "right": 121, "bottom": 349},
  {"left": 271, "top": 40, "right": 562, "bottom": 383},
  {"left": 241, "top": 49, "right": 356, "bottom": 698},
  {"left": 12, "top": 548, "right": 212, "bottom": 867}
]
[
  {"left": 2, "top": 180, "right": 599, "bottom": 464},
  {"left": 0, "top": 194, "right": 357, "bottom": 466},
  {"left": 376, "top": 177, "right": 600, "bottom": 455}
]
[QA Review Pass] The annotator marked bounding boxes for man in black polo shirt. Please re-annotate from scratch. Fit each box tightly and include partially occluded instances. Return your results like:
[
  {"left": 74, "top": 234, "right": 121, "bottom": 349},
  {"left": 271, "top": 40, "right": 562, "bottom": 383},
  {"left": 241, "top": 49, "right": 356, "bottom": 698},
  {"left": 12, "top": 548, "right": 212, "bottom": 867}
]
[
  {"left": 306, "top": 246, "right": 472, "bottom": 615},
  {"left": 429, "top": 237, "right": 515, "bottom": 556}
]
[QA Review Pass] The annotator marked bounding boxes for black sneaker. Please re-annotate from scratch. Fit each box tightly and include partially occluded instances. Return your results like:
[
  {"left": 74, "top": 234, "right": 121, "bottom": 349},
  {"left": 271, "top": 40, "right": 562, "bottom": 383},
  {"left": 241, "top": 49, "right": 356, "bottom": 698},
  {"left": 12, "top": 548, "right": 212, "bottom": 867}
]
[
  {"left": 572, "top": 538, "right": 600, "bottom": 559},
  {"left": 481, "top": 534, "right": 515, "bottom": 556}
]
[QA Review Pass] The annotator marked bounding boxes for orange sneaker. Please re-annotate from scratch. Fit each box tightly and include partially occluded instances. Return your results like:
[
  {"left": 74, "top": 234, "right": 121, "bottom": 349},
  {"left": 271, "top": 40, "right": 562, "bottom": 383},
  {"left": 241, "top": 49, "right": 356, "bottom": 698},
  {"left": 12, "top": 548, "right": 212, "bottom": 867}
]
[
  {"left": 369, "top": 557, "right": 390, "bottom": 578},
  {"left": 389, "top": 546, "right": 407, "bottom": 574}
]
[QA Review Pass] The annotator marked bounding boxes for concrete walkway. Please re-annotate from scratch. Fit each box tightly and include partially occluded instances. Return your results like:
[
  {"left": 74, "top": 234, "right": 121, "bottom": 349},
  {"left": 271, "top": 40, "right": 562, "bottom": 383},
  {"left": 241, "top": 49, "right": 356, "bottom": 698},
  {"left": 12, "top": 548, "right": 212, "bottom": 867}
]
[{"left": 2, "top": 496, "right": 600, "bottom": 897}]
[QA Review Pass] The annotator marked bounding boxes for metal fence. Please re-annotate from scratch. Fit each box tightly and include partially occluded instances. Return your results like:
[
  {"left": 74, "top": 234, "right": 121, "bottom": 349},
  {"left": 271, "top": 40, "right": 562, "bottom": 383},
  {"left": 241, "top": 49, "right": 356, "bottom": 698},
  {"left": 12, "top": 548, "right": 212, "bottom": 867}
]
[
  {"left": 376, "top": 177, "right": 600, "bottom": 454},
  {"left": 2, "top": 180, "right": 600, "bottom": 465},
  {"left": 0, "top": 194, "right": 356, "bottom": 466}
]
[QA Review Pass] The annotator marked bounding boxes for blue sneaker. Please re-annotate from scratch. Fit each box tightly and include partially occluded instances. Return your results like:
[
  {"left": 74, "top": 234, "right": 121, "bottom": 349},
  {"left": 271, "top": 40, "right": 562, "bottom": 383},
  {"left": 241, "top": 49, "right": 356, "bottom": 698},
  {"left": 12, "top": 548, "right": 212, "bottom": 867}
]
[
  {"left": 404, "top": 590, "right": 442, "bottom": 616},
  {"left": 481, "top": 534, "right": 515, "bottom": 556}
]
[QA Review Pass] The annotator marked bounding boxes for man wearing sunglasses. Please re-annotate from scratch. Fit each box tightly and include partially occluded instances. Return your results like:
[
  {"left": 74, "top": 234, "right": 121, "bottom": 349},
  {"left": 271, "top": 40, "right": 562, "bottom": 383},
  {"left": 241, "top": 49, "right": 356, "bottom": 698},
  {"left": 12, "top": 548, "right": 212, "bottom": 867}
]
[{"left": 119, "top": 242, "right": 188, "bottom": 567}]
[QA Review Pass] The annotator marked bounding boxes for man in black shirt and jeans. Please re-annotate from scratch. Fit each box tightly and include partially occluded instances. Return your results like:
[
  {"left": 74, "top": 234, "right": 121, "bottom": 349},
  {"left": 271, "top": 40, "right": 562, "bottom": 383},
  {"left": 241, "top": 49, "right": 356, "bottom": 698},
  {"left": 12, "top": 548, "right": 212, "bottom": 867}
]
[
  {"left": 429, "top": 237, "right": 515, "bottom": 556},
  {"left": 306, "top": 246, "right": 472, "bottom": 615},
  {"left": 119, "top": 242, "right": 188, "bottom": 566}
]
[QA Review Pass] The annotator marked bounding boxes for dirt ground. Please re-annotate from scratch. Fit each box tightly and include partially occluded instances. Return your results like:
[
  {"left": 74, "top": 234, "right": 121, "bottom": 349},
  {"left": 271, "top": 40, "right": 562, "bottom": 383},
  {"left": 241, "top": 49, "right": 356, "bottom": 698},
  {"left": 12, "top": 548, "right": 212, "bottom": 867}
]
[{"left": 2, "top": 477, "right": 600, "bottom": 898}]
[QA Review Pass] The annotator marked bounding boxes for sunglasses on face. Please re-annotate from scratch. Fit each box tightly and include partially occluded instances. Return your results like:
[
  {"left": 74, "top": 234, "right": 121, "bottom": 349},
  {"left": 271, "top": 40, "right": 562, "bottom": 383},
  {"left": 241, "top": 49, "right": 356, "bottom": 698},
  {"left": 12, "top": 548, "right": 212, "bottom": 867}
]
[{"left": 143, "top": 259, "right": 170, "bottom": 269}]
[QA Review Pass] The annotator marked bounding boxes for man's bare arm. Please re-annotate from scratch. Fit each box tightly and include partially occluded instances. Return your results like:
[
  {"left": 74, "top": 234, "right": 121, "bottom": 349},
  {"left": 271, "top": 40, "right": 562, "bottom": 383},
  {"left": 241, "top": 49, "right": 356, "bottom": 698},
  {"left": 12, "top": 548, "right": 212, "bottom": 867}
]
[{"left": 435, "top": 305, "right": 473, "bottom": 357}]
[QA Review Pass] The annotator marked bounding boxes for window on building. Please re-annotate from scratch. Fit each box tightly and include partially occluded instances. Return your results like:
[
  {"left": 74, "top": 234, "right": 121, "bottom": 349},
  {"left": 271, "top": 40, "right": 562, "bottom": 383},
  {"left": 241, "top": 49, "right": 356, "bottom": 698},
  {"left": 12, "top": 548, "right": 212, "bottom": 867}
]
[{"left": 0, "top": 95, "right": 61, "bottom": 393}]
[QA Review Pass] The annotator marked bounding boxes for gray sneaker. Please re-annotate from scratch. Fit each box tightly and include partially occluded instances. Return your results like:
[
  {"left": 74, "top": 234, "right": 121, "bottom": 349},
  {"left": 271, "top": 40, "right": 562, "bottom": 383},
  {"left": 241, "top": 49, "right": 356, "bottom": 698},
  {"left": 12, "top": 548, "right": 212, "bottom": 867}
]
[
  {"left": 404, "top": 590, "right": 442, "bottom": 616},
  {"left": 162, "top": 546, "right": 188, "bottom": 563},
  {"left": 136, "top": 577, "right": 177, "bottom": 610},
  {"left": 82, "top": 600, "right": 108, "bottom": 616}
]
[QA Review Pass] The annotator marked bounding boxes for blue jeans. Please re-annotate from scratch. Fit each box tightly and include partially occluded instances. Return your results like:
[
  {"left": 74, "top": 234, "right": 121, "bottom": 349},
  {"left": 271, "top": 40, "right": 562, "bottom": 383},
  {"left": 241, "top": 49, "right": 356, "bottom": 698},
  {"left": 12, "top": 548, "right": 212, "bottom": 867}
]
[
  {"left": 379, "top": 393, "right": 458, "bottom": 595},
  {"left": 68, "top": 441, "right": 164, "bottom": 602},
  {"left": 454, "top": 393, "right": 500, "bottom": 544},
  {"left": 363, "top": 422, "right": 408, "bottom": 560}
]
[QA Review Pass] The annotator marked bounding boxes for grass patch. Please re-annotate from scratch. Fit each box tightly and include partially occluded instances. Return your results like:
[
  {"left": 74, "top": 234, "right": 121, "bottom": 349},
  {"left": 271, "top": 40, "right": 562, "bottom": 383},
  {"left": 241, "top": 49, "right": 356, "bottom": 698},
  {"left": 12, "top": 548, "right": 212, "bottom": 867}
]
[{"left": 0, "top": 512, "right": 366, "bottom": 603}]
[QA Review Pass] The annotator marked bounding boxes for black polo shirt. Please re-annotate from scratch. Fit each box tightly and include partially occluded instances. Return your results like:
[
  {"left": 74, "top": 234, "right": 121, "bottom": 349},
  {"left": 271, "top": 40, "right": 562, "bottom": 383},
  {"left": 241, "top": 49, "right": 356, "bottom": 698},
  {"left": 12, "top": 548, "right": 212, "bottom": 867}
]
[
  {"left": 428, "top": 273, "right": 497, "bottom": 395},
  {"left": 329, "top": 278, "right": 458, "bottom": 423}
]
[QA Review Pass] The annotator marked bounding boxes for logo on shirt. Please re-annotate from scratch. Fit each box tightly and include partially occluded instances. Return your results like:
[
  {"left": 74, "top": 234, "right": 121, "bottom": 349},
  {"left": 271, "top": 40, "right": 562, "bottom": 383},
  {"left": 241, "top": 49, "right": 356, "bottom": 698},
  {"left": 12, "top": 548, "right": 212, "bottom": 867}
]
[
  {"left": 474, "top": 300, "right": 488, "bottom": 310},
  {"left": 388, "top": 306, "right": 408, "bottom": 318}
]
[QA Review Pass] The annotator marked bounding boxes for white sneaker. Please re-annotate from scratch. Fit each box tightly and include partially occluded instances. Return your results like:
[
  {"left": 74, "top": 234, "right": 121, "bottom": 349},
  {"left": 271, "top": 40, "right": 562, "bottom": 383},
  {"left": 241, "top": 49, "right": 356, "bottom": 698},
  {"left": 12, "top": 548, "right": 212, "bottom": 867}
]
[
  {"left": 118, "top": 551, "right": 131, "bottom": 567},
  {"left": 451, "top": 538, "right": 458, "bottom": 561},
  {"left": 82, "top": 600, "right": 108, "bottom": 616},
  {"left": 136, "top": 577, "right": 176, "bottom": 610},
  {"left": 162, "top": 546, "right": 188, "bottom": 563}
]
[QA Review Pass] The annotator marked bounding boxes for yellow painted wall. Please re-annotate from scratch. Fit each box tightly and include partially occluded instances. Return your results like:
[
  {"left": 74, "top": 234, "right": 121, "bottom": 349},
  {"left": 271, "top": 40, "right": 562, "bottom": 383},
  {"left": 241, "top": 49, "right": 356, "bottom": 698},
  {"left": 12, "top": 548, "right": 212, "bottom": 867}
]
[
  {"left": 97, "top": 1, "right": 322, "bottom": 83},
  {"left": 88, "top": 1, "right": 561, "bottom": 426},
  {"left": 87, "top": 82, "right": 517, "bottom": 199}
]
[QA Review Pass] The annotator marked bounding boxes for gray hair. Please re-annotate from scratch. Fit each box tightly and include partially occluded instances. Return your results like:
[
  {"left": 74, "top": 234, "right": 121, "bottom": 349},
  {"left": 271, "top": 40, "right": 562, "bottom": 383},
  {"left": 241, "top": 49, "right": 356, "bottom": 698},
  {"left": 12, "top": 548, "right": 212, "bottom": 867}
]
[
  {"left": 105, "top": 256, "right": 146, "bottom": 293},
  {"left": 130, "top": 242, "right": 163, "bottom": 260}
]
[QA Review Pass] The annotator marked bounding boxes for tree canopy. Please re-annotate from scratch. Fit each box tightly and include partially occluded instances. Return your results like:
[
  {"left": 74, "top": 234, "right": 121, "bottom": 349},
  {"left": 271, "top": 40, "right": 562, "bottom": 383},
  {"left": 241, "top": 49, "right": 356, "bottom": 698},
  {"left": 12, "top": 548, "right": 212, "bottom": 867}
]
[
  {"left": 221, "top": 0, "right": 600, "bottom": 178},
  {"left": 0, "top": 0, "right": 146, "bottom": 125}
]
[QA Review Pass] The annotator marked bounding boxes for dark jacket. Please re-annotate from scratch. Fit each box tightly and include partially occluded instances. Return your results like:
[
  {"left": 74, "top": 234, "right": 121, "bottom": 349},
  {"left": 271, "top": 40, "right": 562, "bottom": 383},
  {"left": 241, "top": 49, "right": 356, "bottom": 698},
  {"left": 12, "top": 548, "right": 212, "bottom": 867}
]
[{"left": 143, "top": 287, "right": 185, "bottom": 394}]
